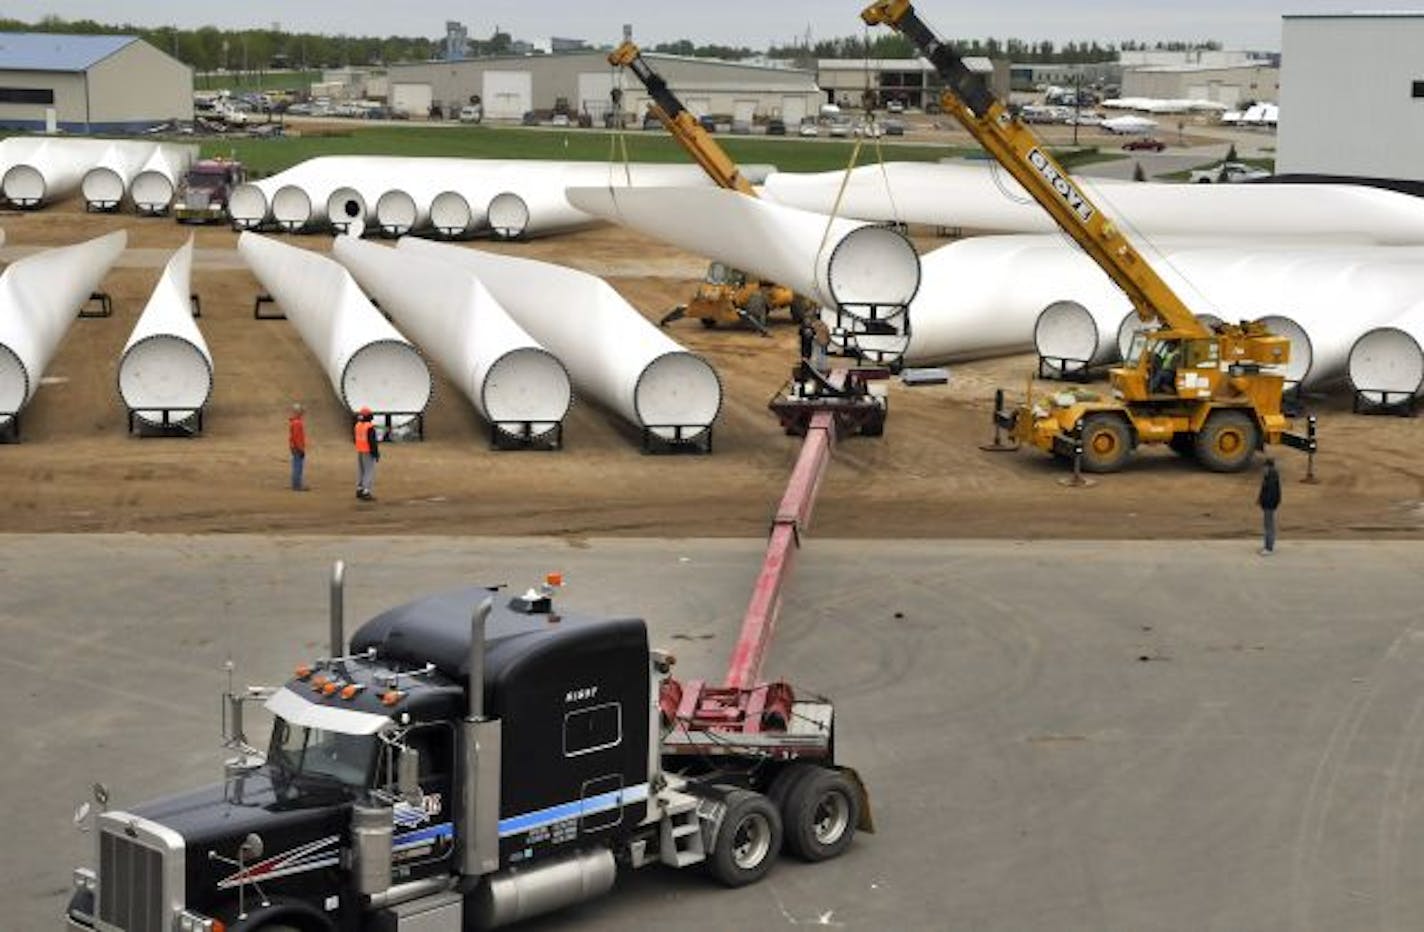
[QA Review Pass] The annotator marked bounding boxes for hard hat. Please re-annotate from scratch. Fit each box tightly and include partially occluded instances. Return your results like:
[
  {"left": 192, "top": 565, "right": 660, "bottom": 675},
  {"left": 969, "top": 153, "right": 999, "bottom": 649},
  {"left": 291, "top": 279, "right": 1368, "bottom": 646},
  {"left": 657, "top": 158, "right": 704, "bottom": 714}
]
[{"left": 358, "top": 405, "right": 372, "bottom": 416}]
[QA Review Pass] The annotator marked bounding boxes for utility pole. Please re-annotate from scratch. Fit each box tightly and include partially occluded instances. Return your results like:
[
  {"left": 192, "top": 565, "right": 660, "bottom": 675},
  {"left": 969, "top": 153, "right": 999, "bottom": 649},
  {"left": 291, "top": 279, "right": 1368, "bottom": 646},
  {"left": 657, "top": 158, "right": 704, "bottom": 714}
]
[{"left": 1071, "top": 72, "right": 1080, "bottom": 147}]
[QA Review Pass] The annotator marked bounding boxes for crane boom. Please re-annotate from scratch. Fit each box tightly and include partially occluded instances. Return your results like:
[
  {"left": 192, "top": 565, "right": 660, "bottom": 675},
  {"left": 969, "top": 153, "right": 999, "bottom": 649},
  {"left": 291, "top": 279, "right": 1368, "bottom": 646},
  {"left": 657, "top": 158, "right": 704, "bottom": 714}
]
[
  {"left": 861, "top": 0, "right": 1208, "bottom": 339},
  {"left": 608, "top": 41, "right": 756, "bottom": 196}
]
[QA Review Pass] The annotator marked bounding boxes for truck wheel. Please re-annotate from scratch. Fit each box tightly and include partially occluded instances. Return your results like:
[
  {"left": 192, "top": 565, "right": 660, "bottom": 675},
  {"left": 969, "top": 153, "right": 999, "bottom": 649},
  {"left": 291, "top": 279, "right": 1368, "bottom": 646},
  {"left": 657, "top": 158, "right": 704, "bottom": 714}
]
[
  {"left": 767, "top": 763, "right": 814, "bottom": 812},
  {"left": 782, "top": 768, "right": 860, "bottom": 862},
  {"left": 1078, "top": 414, "right": 1132, "bottom": 473},
  {"left": 707, "top": 790, "right": 782, "bottom": 887},
  {"left": 1194, "top": 410, "right": 1259, "bottom": 472}
]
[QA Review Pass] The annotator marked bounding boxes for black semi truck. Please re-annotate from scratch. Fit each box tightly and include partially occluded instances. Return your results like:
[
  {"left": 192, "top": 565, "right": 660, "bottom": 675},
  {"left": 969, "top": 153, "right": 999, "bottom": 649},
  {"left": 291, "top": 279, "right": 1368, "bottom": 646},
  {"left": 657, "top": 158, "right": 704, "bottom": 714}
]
[{"left": 66, "top": 566, "right": 868, "bottom": 931}]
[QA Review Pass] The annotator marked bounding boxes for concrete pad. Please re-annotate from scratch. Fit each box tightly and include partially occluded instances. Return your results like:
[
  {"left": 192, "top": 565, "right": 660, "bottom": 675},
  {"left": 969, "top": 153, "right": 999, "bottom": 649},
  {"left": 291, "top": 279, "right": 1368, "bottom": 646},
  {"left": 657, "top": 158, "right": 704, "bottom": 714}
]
[{"left": 6, "top": 535, "right": 1424, "bottom": 930}]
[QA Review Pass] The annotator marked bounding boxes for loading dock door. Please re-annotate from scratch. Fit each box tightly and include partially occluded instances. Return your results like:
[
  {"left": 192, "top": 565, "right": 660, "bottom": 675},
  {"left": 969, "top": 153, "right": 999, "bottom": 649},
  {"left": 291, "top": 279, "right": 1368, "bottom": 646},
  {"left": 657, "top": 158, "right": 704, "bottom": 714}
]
[
  {"left": 483, "top": 71, "right": 533, "bottom": 120},
  {"left": 733, "top": 99, "right": 757, "bottom": 124},
  {"left": 781, "top": 97, "right": 807, "bottom": 126},
  {"left": 577, "top": 72, "right": 616, "bottom": 121},
  {"left": 391, "top": 83, "right": 433, "bottom": 117}
]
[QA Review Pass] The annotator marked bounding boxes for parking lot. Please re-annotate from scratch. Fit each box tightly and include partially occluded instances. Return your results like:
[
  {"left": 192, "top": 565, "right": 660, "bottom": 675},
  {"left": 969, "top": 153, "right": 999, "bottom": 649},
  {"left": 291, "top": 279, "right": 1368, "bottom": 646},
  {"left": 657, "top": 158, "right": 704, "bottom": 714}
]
[{"left": 8, "top": 534, "right": 1424, "bottom": 930}]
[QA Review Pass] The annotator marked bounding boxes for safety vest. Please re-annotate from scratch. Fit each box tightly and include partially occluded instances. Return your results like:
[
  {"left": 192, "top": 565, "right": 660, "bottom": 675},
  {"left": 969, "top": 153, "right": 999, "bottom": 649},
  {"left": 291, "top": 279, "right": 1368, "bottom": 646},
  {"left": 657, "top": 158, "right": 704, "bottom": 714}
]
[{"left": 354, "top": 420, "right": 374, "bottom": 453}]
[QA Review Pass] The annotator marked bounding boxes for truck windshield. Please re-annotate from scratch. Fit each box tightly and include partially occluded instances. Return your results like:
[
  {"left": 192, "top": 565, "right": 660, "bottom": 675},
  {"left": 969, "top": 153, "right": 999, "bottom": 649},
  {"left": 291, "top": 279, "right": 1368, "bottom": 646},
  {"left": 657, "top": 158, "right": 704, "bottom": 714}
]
[
  {"left": 269, "top": 718, "right": 375, "bottom": 789},
  {"left": 187, "top": 172, "right": 226, "bottom": 190}
]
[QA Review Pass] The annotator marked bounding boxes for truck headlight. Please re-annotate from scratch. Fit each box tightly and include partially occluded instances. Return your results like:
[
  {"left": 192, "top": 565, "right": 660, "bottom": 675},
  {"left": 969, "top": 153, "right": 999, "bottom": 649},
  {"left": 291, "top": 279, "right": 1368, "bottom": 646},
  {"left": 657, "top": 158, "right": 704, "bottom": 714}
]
[
  {"left": 179, "top": 910, "right": 225, "bottom": 932},
  {"left": 72, "top": 866, "right": 97, "bottom": 893}
]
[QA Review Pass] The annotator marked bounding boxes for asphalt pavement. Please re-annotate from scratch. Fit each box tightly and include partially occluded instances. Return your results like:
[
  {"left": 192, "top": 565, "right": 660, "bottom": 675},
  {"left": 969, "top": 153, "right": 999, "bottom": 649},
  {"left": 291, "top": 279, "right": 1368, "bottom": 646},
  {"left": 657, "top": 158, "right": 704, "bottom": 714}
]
[{"left": 6, "top": 534, "right": 1424, "bottom": 931}]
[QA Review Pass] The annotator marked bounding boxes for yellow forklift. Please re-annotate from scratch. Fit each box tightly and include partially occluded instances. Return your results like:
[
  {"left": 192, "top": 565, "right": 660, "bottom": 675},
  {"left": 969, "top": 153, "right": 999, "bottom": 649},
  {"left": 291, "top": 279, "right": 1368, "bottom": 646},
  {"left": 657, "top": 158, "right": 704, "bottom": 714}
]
[
  {"left": 608, "top": 41, "right": 814, "bottom": 335},
  {"left": 863, "top": 0, "right": 1316, "bottom": 472}
]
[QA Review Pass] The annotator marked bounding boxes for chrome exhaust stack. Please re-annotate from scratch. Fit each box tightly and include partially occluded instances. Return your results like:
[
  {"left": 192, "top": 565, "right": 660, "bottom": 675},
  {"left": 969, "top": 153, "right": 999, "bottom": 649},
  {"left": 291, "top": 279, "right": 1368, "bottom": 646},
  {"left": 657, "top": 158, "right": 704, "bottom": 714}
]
[
  {"left": 330, "top": 560, "right": 345, "bottom": 659},
  {"left": 462, "top": 595, "right": 501, "bottom": 879}
]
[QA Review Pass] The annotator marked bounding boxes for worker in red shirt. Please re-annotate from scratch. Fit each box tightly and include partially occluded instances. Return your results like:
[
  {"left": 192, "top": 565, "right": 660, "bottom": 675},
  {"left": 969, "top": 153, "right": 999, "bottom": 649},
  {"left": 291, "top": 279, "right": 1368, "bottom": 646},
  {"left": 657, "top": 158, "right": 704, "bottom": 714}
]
[
  {"left": 288, "top": 403, "right": 308, "bottom": 491},
  {"left": 354, "top": 406, "right": 380, "bottom": 501}
]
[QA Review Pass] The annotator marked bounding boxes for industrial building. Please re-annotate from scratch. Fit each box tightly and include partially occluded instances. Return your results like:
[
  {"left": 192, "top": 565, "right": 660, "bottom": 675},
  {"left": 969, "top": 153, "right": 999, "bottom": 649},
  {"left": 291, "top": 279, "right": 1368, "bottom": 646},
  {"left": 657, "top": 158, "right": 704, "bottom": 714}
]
[
  {"left": 1119, "top": 49, "right": 1269, "bottom": 68},
  {"left": 818, "top": 57, "right": 1010, "bottom": 108},
  {"left": 1121, "top": 63, "right": 1278, "bottom": 107},
  {"left": 0, "top": 33, "right": 192, "bottom": 131},
  {"left": 385, "top": 51, "right": 822, "bottom": 124},
  {"left": 1278, "top": 12, "right": 1424, "bottom": 183},
  {"left": 1009, "top": 61, "right": 1119, "bottom": 93}
]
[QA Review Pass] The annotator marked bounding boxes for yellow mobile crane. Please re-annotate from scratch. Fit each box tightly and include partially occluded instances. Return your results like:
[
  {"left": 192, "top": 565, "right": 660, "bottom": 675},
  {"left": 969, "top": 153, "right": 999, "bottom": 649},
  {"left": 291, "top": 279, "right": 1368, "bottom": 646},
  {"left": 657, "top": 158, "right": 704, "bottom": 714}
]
[
  {"left": 862, "top": 1, "right": 1315, "bottom": 472},
  {"left": 608, "top": 41, "right": 812, "bottom": 334}
]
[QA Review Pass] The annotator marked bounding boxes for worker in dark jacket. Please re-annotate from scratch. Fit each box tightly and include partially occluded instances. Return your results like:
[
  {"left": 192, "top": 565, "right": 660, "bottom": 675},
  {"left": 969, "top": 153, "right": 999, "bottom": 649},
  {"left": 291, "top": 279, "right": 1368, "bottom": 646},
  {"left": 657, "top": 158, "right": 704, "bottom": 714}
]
[
  {"left": 1257, "top": 457, "right": 1281, "bottom": 555},
  {"left": 354, "top": 407, "right": 380, "bottom": 501}
]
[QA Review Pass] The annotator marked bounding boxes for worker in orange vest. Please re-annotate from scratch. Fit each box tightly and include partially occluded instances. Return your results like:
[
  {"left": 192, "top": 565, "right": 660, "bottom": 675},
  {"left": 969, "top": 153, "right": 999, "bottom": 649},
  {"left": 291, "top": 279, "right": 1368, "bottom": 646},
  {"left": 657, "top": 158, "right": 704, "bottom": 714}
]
[
  {"left": 288, "top": 402, "right": 308, "bottom": 491},
  {"left": 354, "top": 406, "right": 380, "bottom": 501}
]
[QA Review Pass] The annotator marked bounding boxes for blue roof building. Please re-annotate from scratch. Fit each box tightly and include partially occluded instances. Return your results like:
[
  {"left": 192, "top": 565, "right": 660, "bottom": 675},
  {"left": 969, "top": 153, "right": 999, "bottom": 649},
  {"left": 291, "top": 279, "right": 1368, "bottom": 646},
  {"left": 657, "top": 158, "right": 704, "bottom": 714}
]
[{"left": 0, "top": 33, "right": 192, "bottom": 132}]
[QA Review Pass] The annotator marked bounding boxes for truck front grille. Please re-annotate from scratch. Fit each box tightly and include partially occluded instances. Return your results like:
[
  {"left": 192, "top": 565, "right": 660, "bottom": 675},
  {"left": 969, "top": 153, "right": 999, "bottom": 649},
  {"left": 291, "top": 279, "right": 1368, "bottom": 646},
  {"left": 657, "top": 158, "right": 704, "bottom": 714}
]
[{"left": 98, "top": 829, "right": 165, "bottom": 932}]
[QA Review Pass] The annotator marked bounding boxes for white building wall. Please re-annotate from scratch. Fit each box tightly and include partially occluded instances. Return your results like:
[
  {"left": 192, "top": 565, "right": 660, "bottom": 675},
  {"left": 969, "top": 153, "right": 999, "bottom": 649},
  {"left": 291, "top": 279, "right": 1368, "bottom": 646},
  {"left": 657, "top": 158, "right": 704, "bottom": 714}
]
[
  {"left": 1279, "top": 14, "right": 1424, "bottom": 180},
  {"left": 87, "top": 40, "right": 193, "bottom": 126},
  {"left": 1121, "top": 65, "right": 1276, "bottom": 106},
  {"left": 0, "top": 70, "right": 85, "bottom": 126}
]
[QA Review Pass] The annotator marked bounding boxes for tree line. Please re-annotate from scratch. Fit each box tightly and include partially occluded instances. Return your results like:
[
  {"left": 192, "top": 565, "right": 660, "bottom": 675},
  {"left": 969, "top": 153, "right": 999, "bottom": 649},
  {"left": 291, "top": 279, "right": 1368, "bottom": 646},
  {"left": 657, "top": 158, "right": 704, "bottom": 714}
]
[
  {"left": 0, "top": 15, "right": 1226, "bottom": 72},
  {"left": 0, "top": 14, "right": 451, "bottom": 71},
  {"left": 765, "top": 34, "right": 1225, "bottom": 65}
]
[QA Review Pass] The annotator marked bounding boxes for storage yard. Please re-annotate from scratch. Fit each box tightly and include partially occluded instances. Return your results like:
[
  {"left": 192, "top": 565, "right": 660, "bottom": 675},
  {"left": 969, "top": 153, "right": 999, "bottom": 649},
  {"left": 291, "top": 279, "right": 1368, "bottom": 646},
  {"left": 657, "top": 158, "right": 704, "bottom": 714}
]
[
  {"left": 1, "top": 202, "right": 1422, "bottom": 540},
  {"left": 8, "top": 4, "right": 1424, "bottom": 932}
]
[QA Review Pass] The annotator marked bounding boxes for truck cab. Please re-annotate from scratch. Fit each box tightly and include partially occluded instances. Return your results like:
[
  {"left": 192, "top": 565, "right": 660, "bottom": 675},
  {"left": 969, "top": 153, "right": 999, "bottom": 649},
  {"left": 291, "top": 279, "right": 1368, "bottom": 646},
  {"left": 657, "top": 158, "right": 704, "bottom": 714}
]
[
  {"left": 175, "top": 159, "right": 246, "bottom": 224},
  {"left": 67, "top": 575, "right": 866, "bottom": 931}
]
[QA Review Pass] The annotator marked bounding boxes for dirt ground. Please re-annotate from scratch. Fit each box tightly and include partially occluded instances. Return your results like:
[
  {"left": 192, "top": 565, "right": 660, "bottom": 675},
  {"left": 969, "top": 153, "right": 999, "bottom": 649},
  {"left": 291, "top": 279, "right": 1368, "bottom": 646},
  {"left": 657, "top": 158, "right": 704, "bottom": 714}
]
[{"left": 1, "top": 200, "right": 1422, "bottom": 541}]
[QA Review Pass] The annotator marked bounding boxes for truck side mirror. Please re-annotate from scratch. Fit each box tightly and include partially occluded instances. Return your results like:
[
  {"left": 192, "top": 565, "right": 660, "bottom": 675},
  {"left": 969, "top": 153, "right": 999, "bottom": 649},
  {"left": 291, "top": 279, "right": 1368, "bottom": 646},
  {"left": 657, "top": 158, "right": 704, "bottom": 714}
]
[{"left": 397, "top": 747, "right": 421, "bottom": 805}]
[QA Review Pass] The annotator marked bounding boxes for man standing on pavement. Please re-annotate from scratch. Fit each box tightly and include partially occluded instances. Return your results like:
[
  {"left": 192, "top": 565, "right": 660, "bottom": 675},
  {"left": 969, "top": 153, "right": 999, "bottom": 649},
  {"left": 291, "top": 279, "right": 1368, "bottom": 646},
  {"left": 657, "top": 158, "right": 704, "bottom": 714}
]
[
  {"left": 1257, "top": 457, "right": 1281, "bottom": 555},
  {"left": 288, "top": 403, "right": 308, "bottom": 491},
  {"left": 354, "top": 406, "right": 379, "bottom": 501}
]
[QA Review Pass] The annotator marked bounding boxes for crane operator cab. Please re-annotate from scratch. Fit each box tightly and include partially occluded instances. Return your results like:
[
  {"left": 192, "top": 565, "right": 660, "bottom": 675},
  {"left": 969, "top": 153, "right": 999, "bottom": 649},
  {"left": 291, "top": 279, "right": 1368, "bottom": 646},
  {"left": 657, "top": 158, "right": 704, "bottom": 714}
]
[{"left": 1147, "top": 339, "right": 1180, "bottom": 395}]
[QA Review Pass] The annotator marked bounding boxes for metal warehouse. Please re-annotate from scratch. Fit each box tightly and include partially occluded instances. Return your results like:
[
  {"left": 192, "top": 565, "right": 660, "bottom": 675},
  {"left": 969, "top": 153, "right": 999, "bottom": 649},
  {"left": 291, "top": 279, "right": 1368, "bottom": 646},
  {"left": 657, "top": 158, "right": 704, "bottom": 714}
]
[
  {"left": 1121, "top": 63, "right": 1278, "bottom": 107},
  {"left": 818, "top": 57, "right": 1011, "bottom": 109},
  {"left": 1278, "top": 12, "right": 1424, "bottom": 183},
  {"left": 386, "top": 50, "right": 822, "bottom": 125},
  {"left": 0, "top": 33, "right": 192, "bottom": 132}
]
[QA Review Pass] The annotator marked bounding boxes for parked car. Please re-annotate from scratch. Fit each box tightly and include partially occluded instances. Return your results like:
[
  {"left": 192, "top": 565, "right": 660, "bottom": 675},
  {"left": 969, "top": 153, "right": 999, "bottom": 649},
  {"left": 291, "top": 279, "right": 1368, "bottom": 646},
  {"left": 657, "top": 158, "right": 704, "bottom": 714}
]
[
  {"left": 550, "top": 113, "right": 570, "bottom": 127},
  {"left": 853, "top": 120, "right": 884, "bottom": 138},
  {"left": 643, "top": 112, "right": 661, "bottom": 131},
  {"left": 458, "top": 104, "right": 482, "bottom": 124},
  {"left": 798, "top": 118, "right": 819, "bottom": 137},
  {"left": 828, "top": 118, "right": 851, "bottom": 138},
  {"left": 1188, "top": 161, "right": 1271, "bottom": 184},
  {"left": 886, "top": 99, "right": 905, "bottom": 114},
  {"left": 884, "top": 119, "right": 905, "bottom": 136},
  {"left": 766, "top": 118, "right": 786, "bottom": 136},
  {"left": 1122, "top": 136, "right": 1166, "bottom": 152},
  {"left": 698, "top": 115, "right": 717, "bottom": 133}
]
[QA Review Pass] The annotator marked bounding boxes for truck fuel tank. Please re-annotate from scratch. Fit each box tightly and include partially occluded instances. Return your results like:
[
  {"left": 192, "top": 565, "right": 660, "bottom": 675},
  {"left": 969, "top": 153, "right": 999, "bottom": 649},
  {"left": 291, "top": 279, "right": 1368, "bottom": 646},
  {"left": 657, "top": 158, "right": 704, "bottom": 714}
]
[
  {"left": 470, "top": 847, "right": 616, "bottom": 928},
  {"left": 352, "top": 802, "right": 393, "bottom": 896}
]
